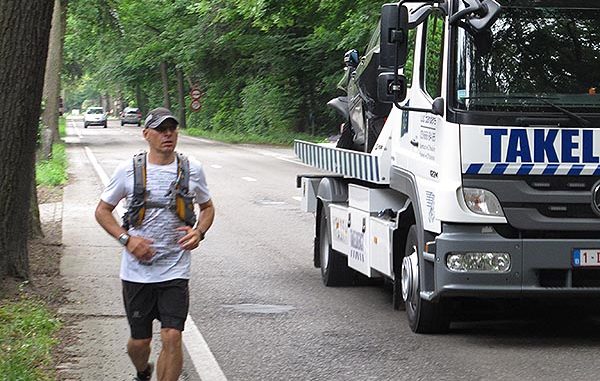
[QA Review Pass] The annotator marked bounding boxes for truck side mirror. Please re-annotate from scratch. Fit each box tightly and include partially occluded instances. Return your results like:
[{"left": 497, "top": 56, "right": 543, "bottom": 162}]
[
  {"left": 344, "top": 49, "right": 360, "bottom": 68},
  {"left": 380, "top": 3, "right": 409, "bottom": 69},
  {"left": 431, "top": 97, "right": 445, "bottom": 116},
  {"left": 378, "top": 72, "right": 407, "bottom": 103}
]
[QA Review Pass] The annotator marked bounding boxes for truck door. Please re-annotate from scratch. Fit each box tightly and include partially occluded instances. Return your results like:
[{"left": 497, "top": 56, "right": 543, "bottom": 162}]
[{"left": 395, "top": 10, "right": 446, "bottom": 232}]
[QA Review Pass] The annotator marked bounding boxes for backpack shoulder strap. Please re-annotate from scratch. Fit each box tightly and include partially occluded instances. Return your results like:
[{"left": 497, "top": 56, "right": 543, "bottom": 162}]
[
  {"left": 133, "top": 151, "right": 147, "bottom": 196},
  {"left": 176, "top": 152, "right": 190, "bottom": 191},
  {"left": 123, "top": 151, "right": 147, "bottom": 228},
  {"left": 174, "top": 152, "right": 196, "bottom": 227}
]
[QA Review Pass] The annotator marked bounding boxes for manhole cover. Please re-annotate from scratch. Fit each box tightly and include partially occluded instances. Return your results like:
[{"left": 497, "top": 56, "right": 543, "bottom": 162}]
[{"left": 222, "top": 304, "right": 296, "bottom": 314}]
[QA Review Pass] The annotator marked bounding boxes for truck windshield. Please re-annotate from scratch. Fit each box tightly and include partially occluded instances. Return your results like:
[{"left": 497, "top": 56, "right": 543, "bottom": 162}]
[{"left": 453, "top": 1, "right": 600, "bottom": 113}]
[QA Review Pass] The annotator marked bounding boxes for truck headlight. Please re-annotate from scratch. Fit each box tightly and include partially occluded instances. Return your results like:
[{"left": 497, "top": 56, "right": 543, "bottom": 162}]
[
  {"left": 447, "top": 252, "right": 511, "bottom": 273},
  {"left": 463, "top": 188, "right": 504, "bottom": 217}
]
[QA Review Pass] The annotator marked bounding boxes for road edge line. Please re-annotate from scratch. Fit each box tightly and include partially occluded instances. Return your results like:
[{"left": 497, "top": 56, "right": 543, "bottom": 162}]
[{"left": 183, "top": 315, "right": 228, "bottom": 381}]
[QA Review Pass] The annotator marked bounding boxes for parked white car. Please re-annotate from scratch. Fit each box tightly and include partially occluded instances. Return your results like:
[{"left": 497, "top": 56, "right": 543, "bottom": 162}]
[{"left": 84, "top": 107, "right": 107, "bottom": 128}]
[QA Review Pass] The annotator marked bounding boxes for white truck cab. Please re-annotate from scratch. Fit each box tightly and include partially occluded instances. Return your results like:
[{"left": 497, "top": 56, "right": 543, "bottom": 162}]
[{"left": 295, "top": 0, "right": 600, "bottom": 333}]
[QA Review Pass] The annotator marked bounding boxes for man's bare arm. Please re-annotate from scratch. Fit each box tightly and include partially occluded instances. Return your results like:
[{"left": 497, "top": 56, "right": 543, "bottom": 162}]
[
  {"left": 95, "top": 200, "right": 155, "bottom": 260},
  {"left": 177, "top": 199, "right": 215, "bottom": 250},
  {"left": 196, "top": 199, "right": 215, "bottom": 236},
  {"left": 95, "top": 200, "right": 125, "bottom": 239}
]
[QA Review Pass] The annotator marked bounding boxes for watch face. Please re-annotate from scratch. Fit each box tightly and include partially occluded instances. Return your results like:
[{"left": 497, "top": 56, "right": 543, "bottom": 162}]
[{"left": 119, "top": 234, "right": 129, "bottom": 245}]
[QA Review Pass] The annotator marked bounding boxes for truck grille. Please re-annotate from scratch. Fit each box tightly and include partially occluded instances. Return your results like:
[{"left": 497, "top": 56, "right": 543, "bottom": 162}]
[
  {"left": 463, "top": 175, "right": 600, "bottom": 232},
  {"left": 538, "top": 269, "right": 600, "bottom": 288}
]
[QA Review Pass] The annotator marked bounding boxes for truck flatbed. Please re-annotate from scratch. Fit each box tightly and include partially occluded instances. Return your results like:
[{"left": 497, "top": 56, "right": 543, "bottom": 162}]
[{"left": 294, "top": 140, "right": 389, "bottom": 184}]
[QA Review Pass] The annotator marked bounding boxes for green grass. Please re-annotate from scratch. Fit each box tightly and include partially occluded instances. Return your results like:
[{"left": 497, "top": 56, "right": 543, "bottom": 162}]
[
  {"left": 182, "top": 128, "right": 328, "bottom": 146},
  {"left": 0, "top": 300, "right": 61, "bottom": 381},
  {"left": 36, "top": 144, "right": 68, "bottom": 186},
  {"left": 59, "top": 116, "right": 66, "bottom": 138}
]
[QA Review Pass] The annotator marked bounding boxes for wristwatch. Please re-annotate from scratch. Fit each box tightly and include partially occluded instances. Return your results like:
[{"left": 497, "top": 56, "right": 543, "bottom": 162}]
[{"left": 118, "top": 233, "right": 130, "bottom": 246}]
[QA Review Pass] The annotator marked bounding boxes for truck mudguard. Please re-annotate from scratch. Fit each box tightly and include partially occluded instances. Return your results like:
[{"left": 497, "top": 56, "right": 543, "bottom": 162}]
[{"left": 314, "top": 177, "right": 349, "bottom": 268}]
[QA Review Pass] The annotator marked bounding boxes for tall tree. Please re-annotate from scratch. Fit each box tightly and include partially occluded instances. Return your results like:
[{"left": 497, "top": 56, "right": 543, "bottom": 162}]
[
  {"left": 0, "top": 1, "right": 54, "bottom": 279},
  {"left": 176, "top": 67, "right": 187, "bottom": 129},
  {"left": 160, "top": 61, "right": 171, "bottom": 109},
  {"left": 41, "top": 0, "right": 68, "bottom": 148}
]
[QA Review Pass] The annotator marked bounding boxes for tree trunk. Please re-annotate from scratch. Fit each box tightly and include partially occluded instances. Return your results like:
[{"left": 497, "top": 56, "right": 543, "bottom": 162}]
[
  {"left": 176, "top": 68, "right": 187, "bottom": 129},
  {"left": 101, "top": 94, "right": 109, "bottom": 113},
  {"left": 0, "top": 0, "right": 54, "bottom": 280},
  {"left": 135, "top": 83, "right": 146, "bottom": 115},
  {"left": 106, "top": 93, "right": 113, "bottom": 116},
  {"left": 160, "top": 61, "right": 171, "bottom": 109},
  {"left": 41, "top": 0, "right": 67, "bottom": 148},
  {"left": 29, "top": 171, "right": 44, "bottom": 239}
]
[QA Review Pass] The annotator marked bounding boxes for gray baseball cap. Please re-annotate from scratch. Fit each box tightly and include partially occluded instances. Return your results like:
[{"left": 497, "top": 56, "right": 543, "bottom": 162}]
[{"left": 144, "top": 107, "right": 179, "bottom": 129}]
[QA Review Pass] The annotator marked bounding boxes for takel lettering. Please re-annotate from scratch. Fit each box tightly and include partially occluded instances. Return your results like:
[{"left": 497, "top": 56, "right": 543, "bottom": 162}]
[{"left": 484, "top": 128, "right": 600, "bottom": 163}]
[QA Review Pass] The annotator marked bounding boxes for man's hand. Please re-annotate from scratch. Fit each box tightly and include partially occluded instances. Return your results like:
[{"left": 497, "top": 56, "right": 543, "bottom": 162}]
[
  {"left": 126, "top": 236, "right": 155, "bottom": 261},
  {"left": 176, "top": 226, "right": 202, "bottom": 250}
]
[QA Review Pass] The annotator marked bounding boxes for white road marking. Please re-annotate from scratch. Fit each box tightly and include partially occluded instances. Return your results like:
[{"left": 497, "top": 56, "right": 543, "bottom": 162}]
[
  {"left": 240, "top": 147, "right": 314, "bottom": 168},
  {"left": 84, "top": 146, "right": 110, "bottom": 187},
  {"left": 67, "top": 118, "right": 83, "bottom": 138},
  {"left": 292, "top": 196, "right": 302, "bottom": 202},
  {"left": 83, "top": 145, "right": 228, "bottom": 381},
  {"left": 183, "top": 315, "right": 228, "bottom": 381},
  {"left": 211, "top": 164, "right": 223, "bottom": 169},
  {"left": 275, "top": 156, "right": 314, "bottom": 168},
  {"left": 241, "top": 177, "right": 257, "bottom": 182}
]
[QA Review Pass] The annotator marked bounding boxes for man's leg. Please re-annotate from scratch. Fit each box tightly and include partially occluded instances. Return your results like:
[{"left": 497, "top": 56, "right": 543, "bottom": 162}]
[
  {"left": 156, "top": 279, "right": 189, "bottom": 381},
  {"left": 127, "top": 337, "right": 152, "bottom": 372},
  {"left": 157, "top": 328, "right": 183, "bottom": 381},
  {"left": 123, "top": 280, "right": 156, "bottom": 379}
]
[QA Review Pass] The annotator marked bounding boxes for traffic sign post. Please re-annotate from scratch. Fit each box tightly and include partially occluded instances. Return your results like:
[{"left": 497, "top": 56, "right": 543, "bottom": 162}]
[
  {"left": 190, "top": 99, "right": 201, "bottom": 112},
  {"left": 190, "top": 86, "right": 203, "bottom": 113},
  {"left": 190, "top": 88, "right": 202, "bottom": 99}
]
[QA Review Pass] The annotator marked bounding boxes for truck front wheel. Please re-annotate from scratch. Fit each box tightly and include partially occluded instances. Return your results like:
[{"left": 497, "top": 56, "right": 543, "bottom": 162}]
[
  {"left": 319, "top": 208, "right": 354, "bottom": 287},
  {"left": 403, "top": 225, "right": 450, "bottom": 333}
]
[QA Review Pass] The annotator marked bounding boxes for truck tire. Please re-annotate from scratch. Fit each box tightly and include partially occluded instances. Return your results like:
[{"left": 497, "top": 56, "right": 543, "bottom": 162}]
[
  {"left": 319, "top": 208, "right": 354, "bottom": 287},
  {"left": 403, "top": 225, "right": 450, "bottom": 334}
]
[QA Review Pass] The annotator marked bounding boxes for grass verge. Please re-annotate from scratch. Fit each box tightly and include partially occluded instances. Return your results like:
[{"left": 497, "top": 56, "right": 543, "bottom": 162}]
[
  {"left": 36, "top": 144, "right": 68, "bottom": 186},
  {"left": 0, "top": 299, "right": 61, "bottom": 380},
  {"left": 183, "top": 128, "right": 328, "bottom": 146},
  {"left": 59, "top": 116, "right": 66, "bottom": 138}
]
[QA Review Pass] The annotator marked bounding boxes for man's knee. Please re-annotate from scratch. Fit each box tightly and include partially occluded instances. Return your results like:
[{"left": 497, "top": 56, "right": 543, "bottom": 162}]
[
  {"left": 128, "top": 337, "right": 152, "bottom": 352},
  {"left": 161, "top": 328, "right": 182, "bottom": 351}
]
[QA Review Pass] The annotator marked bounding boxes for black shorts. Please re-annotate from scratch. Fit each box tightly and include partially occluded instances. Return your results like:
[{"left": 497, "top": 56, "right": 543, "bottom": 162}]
[{"left": 122, "top": 278, "right": 189, "bottom": 340}]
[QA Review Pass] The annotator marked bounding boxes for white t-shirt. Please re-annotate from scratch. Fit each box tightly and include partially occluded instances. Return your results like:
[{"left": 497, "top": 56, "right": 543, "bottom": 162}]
[{"left": 101, "top": 154, "right": 211, "bottom": 283}]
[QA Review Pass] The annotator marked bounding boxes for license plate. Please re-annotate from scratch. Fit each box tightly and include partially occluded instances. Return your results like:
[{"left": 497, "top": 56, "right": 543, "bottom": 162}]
[{"left": 573, "top": 249, "right": 600, "bottom": 267}]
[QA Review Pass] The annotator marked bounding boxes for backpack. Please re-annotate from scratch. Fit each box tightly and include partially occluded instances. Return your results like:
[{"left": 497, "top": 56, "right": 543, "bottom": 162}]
[{"left": 122, "top": 152, "right": 197, "bottom": 229}]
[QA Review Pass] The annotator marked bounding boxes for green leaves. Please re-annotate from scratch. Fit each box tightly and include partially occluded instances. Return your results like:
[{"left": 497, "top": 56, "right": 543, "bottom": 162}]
[{"left": 64, "top": 0, "right": 382, "bottom": 137}]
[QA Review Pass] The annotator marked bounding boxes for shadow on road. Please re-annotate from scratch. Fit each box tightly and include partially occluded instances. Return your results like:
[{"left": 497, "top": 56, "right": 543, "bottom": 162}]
[{"left": 448, "top": 299, "right": 600, "bottom": 346}]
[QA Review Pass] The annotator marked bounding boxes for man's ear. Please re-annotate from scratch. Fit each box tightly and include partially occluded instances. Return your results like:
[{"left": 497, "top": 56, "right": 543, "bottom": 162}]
[{"left": 142, "top": 128, "right": 149, "bottom": 140}]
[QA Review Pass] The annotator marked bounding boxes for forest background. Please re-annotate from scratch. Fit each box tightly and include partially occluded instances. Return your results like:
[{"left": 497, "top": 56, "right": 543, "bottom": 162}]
[{"left": 65, "top": 0, "right": 384, "bottom": 142}]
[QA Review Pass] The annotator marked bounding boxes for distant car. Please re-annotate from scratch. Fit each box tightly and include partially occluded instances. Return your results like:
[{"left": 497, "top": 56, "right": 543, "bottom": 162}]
[
  {"left": 84, "top": 107, "right": 107, "bottom": 128},
  {"left": 120, "top": 107, "right": 142, "bottom": 126}
]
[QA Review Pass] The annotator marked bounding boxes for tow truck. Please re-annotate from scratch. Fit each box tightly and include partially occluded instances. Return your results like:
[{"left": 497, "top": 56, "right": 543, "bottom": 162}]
[{"left": 295, "top": 0, "right": 600, "bottom": 333}]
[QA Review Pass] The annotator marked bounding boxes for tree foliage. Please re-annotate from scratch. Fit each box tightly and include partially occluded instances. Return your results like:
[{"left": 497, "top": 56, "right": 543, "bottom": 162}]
[{"left": 64, "top": 0, "right": 383, "bottom": 138}]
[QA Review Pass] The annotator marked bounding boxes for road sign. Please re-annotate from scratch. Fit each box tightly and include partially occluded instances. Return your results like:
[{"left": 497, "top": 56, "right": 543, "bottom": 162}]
[
  {"left": 190, "top": 88, "right": 202, "bottom": 99},
  {"left": 190, "top": 99, "right": 202, "bottom": 112}
]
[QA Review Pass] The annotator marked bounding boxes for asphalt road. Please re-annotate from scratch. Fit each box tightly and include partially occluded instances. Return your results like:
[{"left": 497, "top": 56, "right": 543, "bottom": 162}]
[{"left": 73, "top": 118, "right": 600, "bottom": 381}]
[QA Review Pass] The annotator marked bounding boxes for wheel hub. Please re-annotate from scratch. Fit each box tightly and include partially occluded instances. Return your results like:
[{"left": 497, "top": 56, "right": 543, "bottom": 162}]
[{"left": 401, "top": 249, "right": 419, "bottom": 303}]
